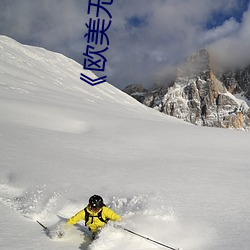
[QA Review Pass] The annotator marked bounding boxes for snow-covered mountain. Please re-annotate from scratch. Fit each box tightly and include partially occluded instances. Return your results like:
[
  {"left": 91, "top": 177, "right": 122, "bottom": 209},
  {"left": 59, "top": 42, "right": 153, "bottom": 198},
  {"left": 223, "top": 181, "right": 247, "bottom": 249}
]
[
  {"left": 124, "top": 49, "right": 250, "bottom": 130},
  {"left": 0, "top": 36, "right": 250, "bottom": 250}
]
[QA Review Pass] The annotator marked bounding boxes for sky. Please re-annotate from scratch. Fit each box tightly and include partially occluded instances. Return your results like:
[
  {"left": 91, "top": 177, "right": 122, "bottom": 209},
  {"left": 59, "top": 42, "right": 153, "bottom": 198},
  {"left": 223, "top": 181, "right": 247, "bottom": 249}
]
[{"left": 0, "top": 0, "right": 249, "bottom": 89}]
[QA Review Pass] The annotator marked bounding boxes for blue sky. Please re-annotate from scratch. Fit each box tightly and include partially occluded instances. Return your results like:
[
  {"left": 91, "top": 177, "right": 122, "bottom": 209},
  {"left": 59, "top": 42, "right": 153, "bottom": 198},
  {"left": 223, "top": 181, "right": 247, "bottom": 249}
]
[
  {"left": 206, "top": 0, "right": 249, "bottom": 28},
  {"left": 0, "top": 0, "right": 249, "bottom": 88}
]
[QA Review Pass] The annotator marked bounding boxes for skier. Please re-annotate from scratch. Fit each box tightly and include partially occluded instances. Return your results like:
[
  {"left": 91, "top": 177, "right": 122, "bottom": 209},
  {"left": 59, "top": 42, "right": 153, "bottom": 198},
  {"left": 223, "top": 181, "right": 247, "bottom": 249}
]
[{"left": 66, "top": 194, "right": 121, "bottom": 239}]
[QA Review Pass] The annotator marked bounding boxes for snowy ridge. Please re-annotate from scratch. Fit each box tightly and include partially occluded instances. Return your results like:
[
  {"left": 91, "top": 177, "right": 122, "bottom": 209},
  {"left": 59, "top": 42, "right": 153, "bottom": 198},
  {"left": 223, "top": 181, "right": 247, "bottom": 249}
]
[
  {"left": 0, "top": 36, "right": 250, "bottom": 250},
  {"left": 0, "top": 35, "right": 144, "bottom": 108}
]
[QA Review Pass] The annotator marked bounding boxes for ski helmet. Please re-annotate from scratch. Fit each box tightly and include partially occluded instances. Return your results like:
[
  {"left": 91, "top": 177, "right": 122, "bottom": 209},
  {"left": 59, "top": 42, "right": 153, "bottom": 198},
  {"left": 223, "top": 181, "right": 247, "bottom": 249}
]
[{"left": 89, "top": 195, "right": 104, "bottom": 210}]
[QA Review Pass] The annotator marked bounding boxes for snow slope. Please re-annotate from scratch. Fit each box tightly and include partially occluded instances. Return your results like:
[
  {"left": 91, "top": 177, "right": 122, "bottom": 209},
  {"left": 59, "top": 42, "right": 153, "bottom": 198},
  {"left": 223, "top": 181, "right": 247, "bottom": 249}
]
[{"left": 0, "top": 36, "right": 250, "bottom": 250}]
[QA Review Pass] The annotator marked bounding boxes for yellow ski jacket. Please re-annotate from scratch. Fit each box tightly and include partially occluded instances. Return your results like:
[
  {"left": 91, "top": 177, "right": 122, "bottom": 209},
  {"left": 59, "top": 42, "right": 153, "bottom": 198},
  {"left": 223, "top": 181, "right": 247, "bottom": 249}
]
[{"left": 67, "top": 206, "right": 121, "bottom": 233}]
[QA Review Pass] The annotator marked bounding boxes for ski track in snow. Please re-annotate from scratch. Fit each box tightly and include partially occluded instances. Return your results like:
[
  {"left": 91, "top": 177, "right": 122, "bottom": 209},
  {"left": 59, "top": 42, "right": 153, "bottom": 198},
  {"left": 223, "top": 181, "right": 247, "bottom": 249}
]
[{"left": 0, "top": 99, "right": 91, "bottom": 134}]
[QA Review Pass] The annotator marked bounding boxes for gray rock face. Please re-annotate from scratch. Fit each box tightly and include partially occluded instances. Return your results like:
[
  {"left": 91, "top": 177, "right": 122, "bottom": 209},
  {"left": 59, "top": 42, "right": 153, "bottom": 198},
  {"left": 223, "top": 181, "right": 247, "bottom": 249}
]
[
  {"left": 218, "top": 66, "right": 250, "bottom": 99},
  {"left": 123, "top": 49, "right": 250, "bottom": 130}
]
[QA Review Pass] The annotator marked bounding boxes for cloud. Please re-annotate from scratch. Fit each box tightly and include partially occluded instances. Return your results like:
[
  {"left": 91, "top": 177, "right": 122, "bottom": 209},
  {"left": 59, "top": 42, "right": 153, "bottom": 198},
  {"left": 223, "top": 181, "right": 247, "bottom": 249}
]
[
  {"left": 0, "top": 0, "right": 249, "bottom": 89},
  {"left": 200, "top": 18, "right": 240, "bottom": 45},
  {"left": 107, "top": 0, "right": 249, "bottom": 87},
  {"left": 0, "top": 1, "right": 89, "bottom": 57},
  {"left": 209, "top": 4, "right": 250, "bottom": 69}
]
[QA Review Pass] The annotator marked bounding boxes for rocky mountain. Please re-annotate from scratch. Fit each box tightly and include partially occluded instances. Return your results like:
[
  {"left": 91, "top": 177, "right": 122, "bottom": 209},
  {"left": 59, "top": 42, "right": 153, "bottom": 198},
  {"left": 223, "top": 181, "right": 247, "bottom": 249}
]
[
  {"left": 217, "top": 66, "right": 250, "bottom": 100},
  {"left": 123, "top": 49, "right": 250, "bottom": 130}
]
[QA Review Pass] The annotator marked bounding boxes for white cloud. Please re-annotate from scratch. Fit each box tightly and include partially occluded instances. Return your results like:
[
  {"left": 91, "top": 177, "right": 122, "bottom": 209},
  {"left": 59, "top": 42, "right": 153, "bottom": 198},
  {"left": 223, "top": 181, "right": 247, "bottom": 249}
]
[
  {"left": 209, "top": 5, "right": 250, "bottom": 68},
  {"left": 200, "top": 17, "right": 240, "bottom": 45}
]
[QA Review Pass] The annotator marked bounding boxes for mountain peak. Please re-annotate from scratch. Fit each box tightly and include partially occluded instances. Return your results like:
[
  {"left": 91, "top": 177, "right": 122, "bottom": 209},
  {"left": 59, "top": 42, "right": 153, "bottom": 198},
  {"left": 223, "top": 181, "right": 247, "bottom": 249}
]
[
  {"left": 124, "top": 48, "right": 250, "bottom": 130},
  {"left": 177, "top": 49, "right": 211, "bottom": 78}
]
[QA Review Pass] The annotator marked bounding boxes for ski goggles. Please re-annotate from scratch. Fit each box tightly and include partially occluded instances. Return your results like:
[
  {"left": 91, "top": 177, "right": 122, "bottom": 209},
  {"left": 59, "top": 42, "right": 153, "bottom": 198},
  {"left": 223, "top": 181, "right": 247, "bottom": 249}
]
[{"left": 89, "top": 204, "right": 101, "bottom": 212}]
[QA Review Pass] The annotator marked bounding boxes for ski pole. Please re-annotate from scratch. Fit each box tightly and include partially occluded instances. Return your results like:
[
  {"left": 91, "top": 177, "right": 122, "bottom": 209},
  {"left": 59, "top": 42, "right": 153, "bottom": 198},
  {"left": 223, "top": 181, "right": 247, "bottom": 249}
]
[
  {"left": 37, "top": 220, "right": 48, "bottom": 231},
  {"left": 122, "top": 227, "right": 180, "bottom": 250}
]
